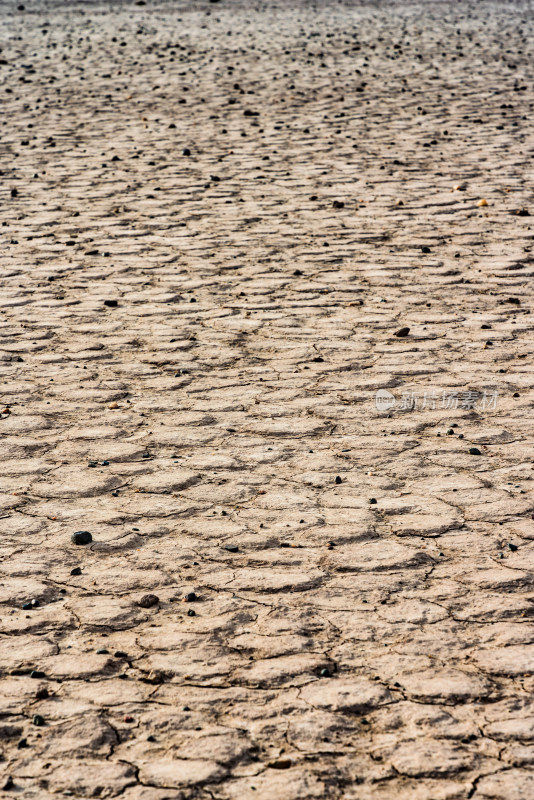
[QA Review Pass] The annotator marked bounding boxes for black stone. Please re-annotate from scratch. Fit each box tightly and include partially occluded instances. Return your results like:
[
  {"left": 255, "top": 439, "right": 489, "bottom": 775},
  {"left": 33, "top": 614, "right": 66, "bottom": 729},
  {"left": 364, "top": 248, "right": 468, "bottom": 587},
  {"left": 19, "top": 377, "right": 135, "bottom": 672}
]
[
  {"left": 32, "top": 715, "right": 45, "bottom": 727},
  {"left": 184, "top": 592, "right": 197, "bottom": 602},
  {"left": 70, "top": 567, "right": 82, "bottom": 576},
  {"left": 394, "top": 327, "right": 410, "bottom": 337},
  {"left": 224, "top": 544, "right": 239, "bottom": 552},
  {"left": 469, "top": 448, "right": 482, "bottom": 456},
  {"left": 71, "top": 531, "right": 92, "bottom": 545},
  {"left": 335, "top": 476, "right": 342, "bottom": 484},
  {"left": 137, "top": 594, "right": 160, "bottom": 609},
  {"left": 103, "top": 299, "right": 118, "bottom": 307}
]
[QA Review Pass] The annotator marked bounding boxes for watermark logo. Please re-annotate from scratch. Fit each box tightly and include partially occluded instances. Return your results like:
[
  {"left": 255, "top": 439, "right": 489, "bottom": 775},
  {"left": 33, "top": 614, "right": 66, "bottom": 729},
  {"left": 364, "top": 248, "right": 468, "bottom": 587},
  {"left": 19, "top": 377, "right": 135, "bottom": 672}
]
[
  {"left": 375, "top": 389, "right": 396, "bottom": 412},
  {"left": 375, "top": 389, "right": 498, "bottom": 412}
]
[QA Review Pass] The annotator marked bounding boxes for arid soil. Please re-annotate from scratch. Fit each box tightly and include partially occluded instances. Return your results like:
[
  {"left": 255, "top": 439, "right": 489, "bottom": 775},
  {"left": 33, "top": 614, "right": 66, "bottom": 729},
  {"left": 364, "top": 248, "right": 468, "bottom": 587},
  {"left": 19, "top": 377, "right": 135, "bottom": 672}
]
[{"left": 1, "top": 0, "right": 534, "bottom": 797}]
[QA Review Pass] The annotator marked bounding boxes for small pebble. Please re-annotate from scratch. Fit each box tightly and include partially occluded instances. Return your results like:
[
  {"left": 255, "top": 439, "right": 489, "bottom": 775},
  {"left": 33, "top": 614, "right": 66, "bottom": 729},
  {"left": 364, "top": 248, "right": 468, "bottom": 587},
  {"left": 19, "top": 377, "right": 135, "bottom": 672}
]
[
  {"left": 184, "top": 592, "right": 197, "bottom": 602},
  {"left": 394, "top": 327, "right": 410, "bottom": 337},
  {"left": 70, "top": 567, "right": 82, "bottom": 576},
  {"left": 32, "top": 715, "right": 45, "bottom": 727},
  {"left": 477, "top": 198, "right": 488, "bottom": 207},
  {"left": 469, "top": 447, "right": 482, "bottom": 456},
  {"left": 71, "top": 531, "right": 92, "bottom": 545},
  {"left": 137, "top": 594, "right": 160, "bottom": 609},
  {"left": 335, "top": 475, "right": 342, "bottom": 484},
  {"left": 224, "top": 544, "right": 239, "bottom": 552},
  {"left": 103, "top": 299, "right": 118, "bottom": 307}
]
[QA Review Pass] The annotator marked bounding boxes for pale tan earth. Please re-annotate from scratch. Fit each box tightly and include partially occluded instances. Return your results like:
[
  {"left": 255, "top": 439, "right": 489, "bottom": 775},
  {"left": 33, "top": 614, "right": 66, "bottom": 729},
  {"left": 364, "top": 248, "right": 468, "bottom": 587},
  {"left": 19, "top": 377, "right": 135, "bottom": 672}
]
[{"left": 0, "top": 0, "right": 534, "bottom": 797}]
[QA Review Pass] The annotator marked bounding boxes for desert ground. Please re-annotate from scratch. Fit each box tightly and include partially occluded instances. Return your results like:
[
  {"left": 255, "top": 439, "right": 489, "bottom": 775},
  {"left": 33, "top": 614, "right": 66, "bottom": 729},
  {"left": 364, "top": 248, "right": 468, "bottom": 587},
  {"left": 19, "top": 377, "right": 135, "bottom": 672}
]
[{"left": 1, "top": 0, "right": 534, "bottom": 797}]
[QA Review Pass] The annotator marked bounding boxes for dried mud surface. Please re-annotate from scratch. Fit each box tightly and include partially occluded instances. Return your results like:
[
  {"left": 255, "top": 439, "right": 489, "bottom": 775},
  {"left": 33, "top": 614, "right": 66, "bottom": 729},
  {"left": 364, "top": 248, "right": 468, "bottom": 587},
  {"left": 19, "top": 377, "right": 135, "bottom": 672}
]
[{"left": 1, "top": 0, "right": 534, "bottom": 797}]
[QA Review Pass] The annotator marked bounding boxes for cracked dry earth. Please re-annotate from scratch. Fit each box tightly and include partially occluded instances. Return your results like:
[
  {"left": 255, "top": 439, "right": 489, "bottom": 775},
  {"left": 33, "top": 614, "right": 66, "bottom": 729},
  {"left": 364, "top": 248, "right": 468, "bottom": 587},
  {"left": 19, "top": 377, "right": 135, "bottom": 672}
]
[{"left": 2, "top": 0, "right": 534, "bottom": 797}]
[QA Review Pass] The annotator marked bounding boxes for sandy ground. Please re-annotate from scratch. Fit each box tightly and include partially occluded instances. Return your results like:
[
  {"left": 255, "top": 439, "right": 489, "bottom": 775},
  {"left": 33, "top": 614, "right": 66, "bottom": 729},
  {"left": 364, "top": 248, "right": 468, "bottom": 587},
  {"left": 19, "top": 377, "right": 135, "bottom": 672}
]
[{"left": 1, "top": 0, "right": 534, "bottom": 797}]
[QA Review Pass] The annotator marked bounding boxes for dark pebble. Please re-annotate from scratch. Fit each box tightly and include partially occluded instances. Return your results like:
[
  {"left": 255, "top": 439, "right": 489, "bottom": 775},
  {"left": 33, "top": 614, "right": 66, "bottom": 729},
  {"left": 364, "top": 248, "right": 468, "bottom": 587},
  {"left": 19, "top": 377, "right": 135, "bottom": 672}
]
[
  {"left": 184, "top": 592, "right": 197, "bottom": 602},
  {"left": 182, "top": 148, "right": 191, "bottom": 156},
  {"left": 114, "top": 651, "right": 128, "bottom": 659},
  {"left": 320, "top": 668, "right": 331, "bottom": 677},
  {"left": 30, "top": 670, "right": 46, "bottom": 679},
  {"left": 137, "top": 594, "right": 160, "bottom": 609},
  {"left": 104, "top": 299, "right": 118, "bottom": 307},
  {"left": 335, "top": 475, "right": 342, "bottom": 484},
  {"left": 96, "top": 648, "right": 109, "bottom": 654},
  {"left": 32, "top": 715, "right": 45, "bottom": 727},
  {"left": 394, "top": 327, "right": 410, "bottom": 337},
  {"left": 508, "top": 543, "right": 519, "bottom": 551},
  {"left": 369, "top": 498, "right": 377, "bottom": 504},
  {"left": 71, "top": 531, "right": 92, "bottom": 545},
  {"left": 35, "top": 688, "right": 49, "bottom": 700},
  {"left": 224, "top": 544, "right": 239, "bottom": 552},
  {"left": 332, "top": 200, "right": 344, "bottom": 209},
  {"left": 469, "top": 447, "right": 482, "bottom": 456},
  {"left": 70, "top": 567, "right": 82, "bottom": 576},
  {"left": 10, "top": 188, "right": 18, "bottom": 198},
  {"left": 421, "top": 246, "right": 431, "bottom": 253},
  {"left": 187, "top": 608, "right": 196, "bottom": 616}
]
